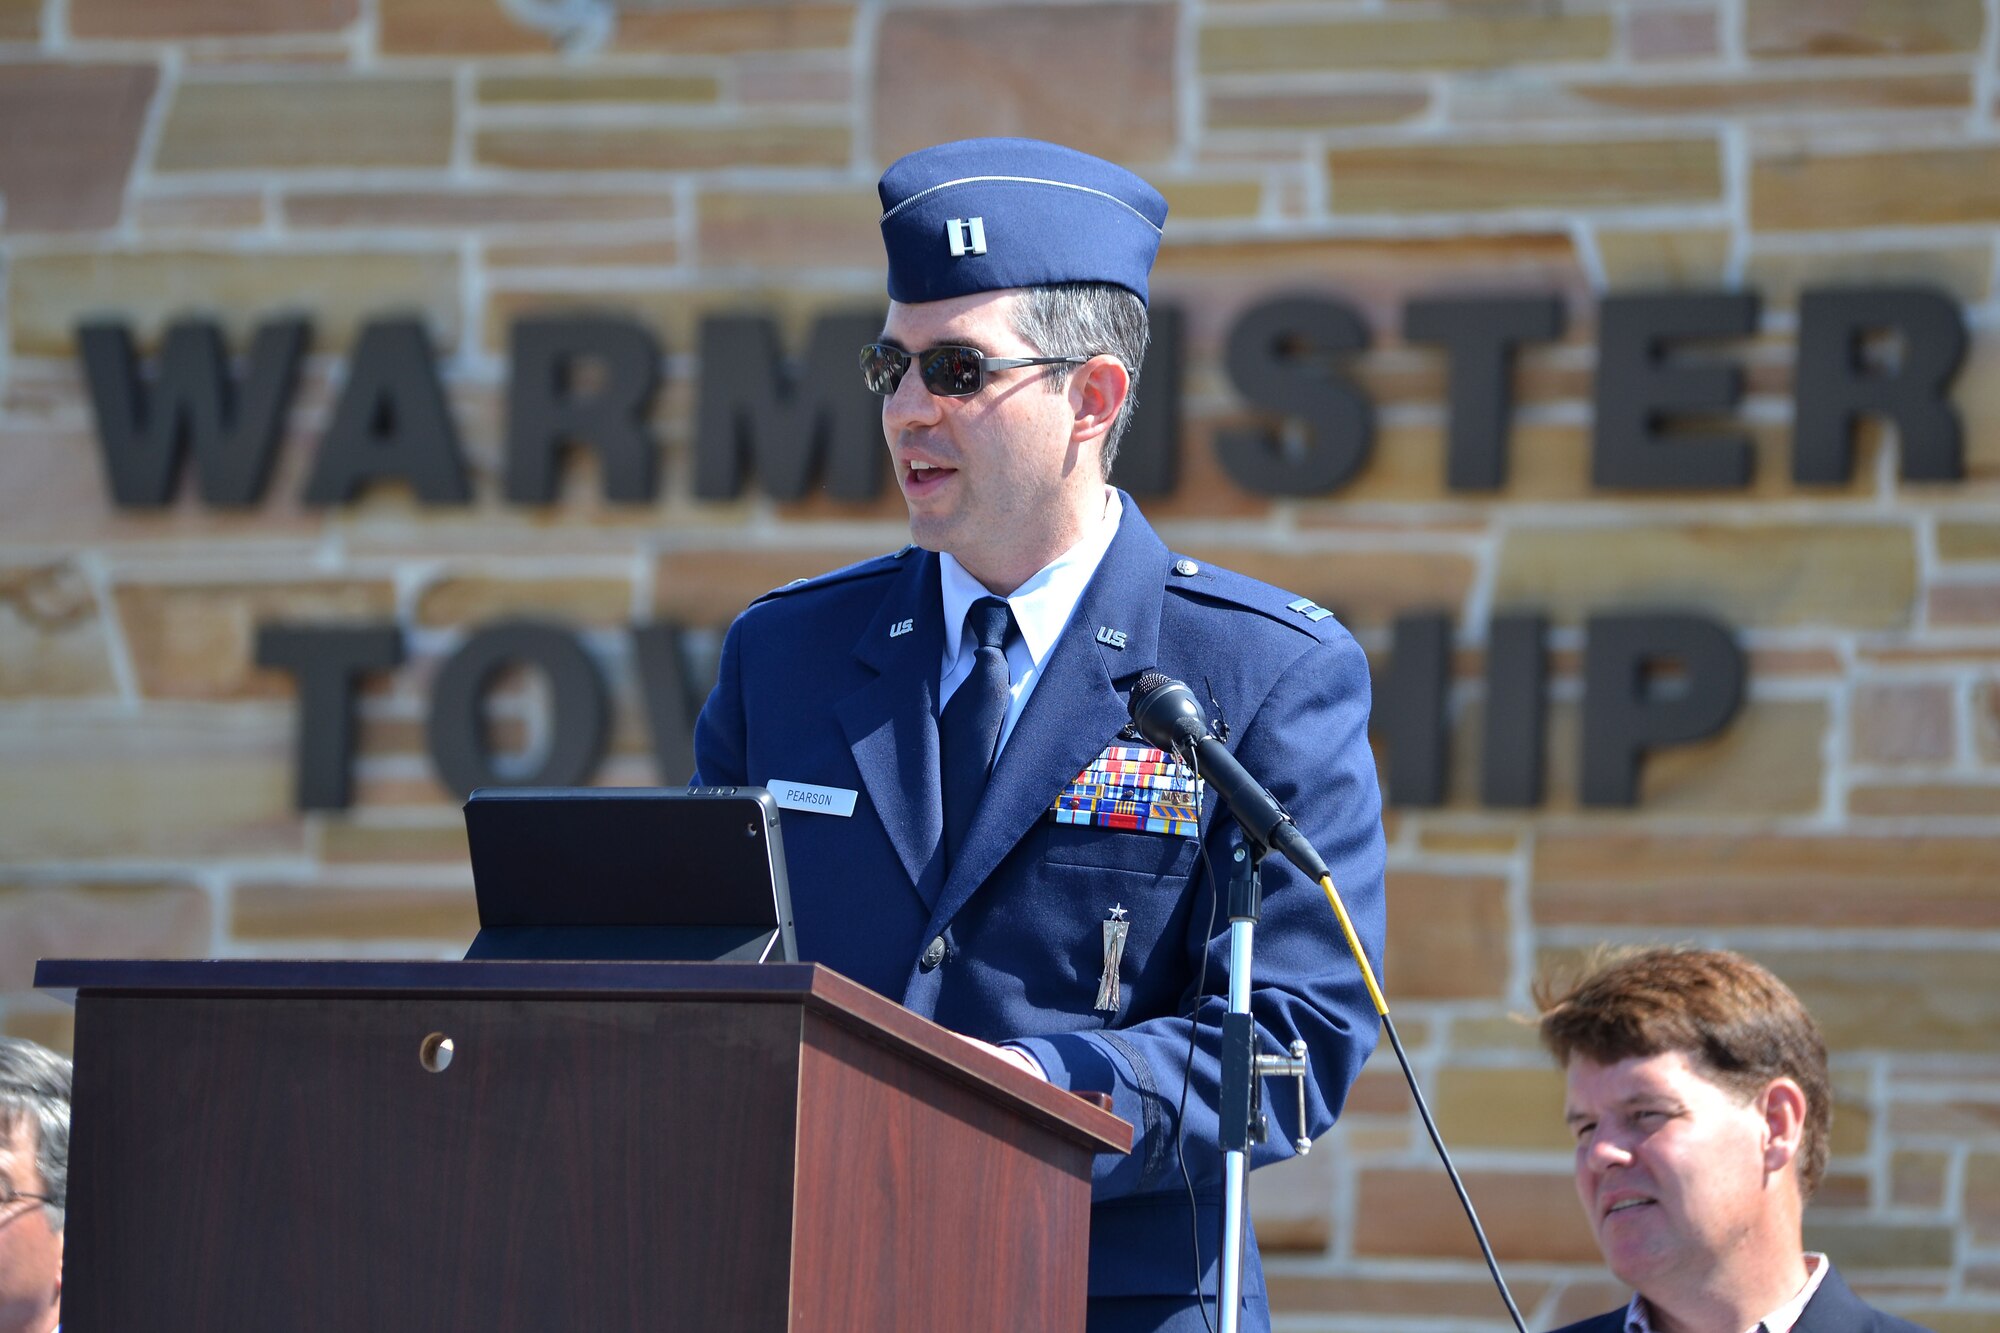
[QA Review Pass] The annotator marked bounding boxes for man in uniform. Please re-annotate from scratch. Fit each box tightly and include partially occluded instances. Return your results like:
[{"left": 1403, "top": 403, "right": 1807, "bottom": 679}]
[
  {"left": 692, "top": 137, "right": 1386, "bottom": 1333},
  {"left": 0, "top": 1038, "right": 68, "bottom": 1333},
  {"left": 1539, "top": 947, "right": 1929, "bottom": 1333}
]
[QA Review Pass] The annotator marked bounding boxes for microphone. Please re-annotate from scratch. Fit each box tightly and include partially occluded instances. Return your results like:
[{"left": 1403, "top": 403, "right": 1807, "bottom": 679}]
[{"left": 1128, "top": 672, "right": 1330, "bottom": 883}]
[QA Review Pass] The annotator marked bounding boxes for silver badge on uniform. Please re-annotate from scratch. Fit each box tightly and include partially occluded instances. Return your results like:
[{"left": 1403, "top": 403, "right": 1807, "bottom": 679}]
[{"left": 1095, "top": 904, "right": 1130, "bottom": 1013}]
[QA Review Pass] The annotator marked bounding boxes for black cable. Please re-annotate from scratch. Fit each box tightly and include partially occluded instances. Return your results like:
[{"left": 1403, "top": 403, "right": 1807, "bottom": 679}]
[
  {"left": 1173, "top": 798, "right": 1222, "bottom": 1333},
  {"left": 1377, "top": 1009, "right": 1529, "bottom": 1333}
]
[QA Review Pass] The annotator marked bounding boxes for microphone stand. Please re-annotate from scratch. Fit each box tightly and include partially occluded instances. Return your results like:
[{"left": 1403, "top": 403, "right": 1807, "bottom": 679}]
[{"left": 1215, "top": 835, "right": 1309, "bottom": 1333}]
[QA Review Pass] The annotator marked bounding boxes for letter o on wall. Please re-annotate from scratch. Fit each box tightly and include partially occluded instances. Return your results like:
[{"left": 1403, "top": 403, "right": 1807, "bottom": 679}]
[{"left": 426, "top": 619, "right": 610, "bottom": 798}]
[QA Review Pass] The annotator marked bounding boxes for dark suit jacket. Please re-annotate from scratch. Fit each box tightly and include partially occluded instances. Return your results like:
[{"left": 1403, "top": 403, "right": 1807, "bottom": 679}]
[
  {"left": 692, "top": 496, "right": 1387, "bottom": 1314},
  {"left": 1550, "top": 1264, "right": 1934, "bottom": 1333}
]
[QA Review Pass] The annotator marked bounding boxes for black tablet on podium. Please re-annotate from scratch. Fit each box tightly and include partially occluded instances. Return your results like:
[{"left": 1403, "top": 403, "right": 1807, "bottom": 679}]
[{"left": 462, "top": 786, "right": 798, "bottom": 963}]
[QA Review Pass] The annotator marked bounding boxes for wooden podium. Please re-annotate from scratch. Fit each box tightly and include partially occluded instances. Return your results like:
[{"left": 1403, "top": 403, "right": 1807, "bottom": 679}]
[{"left": 34, "top": 960, "right": 1131, "bottom": 1333}]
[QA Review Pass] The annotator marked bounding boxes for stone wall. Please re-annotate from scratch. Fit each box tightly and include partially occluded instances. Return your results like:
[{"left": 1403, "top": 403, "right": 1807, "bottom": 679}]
[{"left": 4, "top": 0, "right": 2000, "bottom": 1326}]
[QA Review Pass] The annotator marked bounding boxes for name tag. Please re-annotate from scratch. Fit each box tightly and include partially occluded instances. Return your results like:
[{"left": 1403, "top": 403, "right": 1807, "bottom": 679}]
[{"left": 768, "top": 780, "right": 858, "bottom": 817}]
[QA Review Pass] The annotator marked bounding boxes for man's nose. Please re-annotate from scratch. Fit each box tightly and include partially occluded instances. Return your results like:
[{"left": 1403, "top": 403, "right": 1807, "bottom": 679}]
[
  {"left": 1582, "top": 1128, "right": 1634, "bottom": 1169},
  {"left": 883, "top": 362, "right": 943, "bottom": 435}
]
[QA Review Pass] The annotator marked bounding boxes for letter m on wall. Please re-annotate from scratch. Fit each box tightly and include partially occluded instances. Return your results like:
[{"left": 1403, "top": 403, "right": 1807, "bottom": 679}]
[
  {"left": 692, "top": 310, "right": 885, "bottom": 502},
  {"left": 77, "top": 318, "right": 309, "bottom": 507}
]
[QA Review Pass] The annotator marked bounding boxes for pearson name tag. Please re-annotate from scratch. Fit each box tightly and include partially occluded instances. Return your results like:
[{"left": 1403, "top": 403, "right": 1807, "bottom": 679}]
[{"left": 769, "top": 780, "right": 858, "bottom": 818}]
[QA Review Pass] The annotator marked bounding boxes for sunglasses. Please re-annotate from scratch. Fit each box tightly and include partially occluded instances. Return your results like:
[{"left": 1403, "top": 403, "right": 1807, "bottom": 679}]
[{"left": 859, "top": 342, "right": 1091, "bottom": 398}]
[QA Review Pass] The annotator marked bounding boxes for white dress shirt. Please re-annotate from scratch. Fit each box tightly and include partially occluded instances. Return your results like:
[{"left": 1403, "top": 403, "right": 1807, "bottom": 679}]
[{"left": 936, "top": 488, "right": 1123, "bottom": 755}]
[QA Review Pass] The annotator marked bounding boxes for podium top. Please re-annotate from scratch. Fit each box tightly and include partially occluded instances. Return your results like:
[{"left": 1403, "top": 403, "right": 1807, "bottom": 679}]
[{"left": 35, "top": 958, "right": 1130, "bottom": 1156}]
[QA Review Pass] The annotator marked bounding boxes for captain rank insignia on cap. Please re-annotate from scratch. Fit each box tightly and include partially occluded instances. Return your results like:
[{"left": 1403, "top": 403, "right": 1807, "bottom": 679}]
[
  {"left": 1287, "top": 597, "right": 1334, "bottom": 623},
  {"left": 945, "top": 217, "right": 986, "bottom": 257}
]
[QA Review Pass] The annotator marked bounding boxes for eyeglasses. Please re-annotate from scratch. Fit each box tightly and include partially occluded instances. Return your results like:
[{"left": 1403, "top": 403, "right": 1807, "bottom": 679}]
[
  {"left": 0, "top": 1182, "right": 54, "bottom": 1209},
  {"left": 859, "top": 342, "right": 1091, "bottom": 398}
]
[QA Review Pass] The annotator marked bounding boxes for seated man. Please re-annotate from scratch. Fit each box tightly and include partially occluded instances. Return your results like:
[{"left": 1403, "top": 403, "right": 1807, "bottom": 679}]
[
  {"left": 0, "top": 1037, "right": 69, "bottom": 1333},
  {"left": 1536, "top": 947, "right": 1928, "bottom": 1333}
]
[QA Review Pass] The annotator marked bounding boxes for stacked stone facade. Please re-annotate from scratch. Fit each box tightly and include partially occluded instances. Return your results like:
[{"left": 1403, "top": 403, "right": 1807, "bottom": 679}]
[{"left": 3, "top": 0, "right": 2000, "bottom": 1325}]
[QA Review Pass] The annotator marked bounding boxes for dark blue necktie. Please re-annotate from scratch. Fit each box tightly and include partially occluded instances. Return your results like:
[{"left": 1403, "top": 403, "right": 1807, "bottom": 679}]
[{"left": 939, "top": 596, "right": 1017, "bottom": 870}]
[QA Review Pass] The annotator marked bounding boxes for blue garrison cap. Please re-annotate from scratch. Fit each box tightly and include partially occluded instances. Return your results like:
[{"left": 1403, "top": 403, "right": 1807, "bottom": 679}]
[{"left": 877, "top": 137, "right": 1169, "bottom": 307}]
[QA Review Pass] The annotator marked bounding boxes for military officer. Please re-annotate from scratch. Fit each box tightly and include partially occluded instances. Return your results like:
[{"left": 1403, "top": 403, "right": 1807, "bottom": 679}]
[{"left": 692, "top": 137, "right": 1387, "bottom": 1333}]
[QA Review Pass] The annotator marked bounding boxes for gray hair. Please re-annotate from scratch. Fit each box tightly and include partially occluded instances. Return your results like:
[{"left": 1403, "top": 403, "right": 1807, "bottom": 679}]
[
  {"left": 0, "top": 1037, "right": 71, "bottom": 1233},
  {"left": 1008, "top": 282, "right": 1151, "bottom": 479}
]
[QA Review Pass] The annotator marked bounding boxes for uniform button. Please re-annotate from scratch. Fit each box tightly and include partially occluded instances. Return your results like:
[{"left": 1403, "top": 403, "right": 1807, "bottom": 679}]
[
  {"left": 1173, "top": 558, "right": 1199, "bottom": 577},
  {"left": 920, "top": 935, "right": 947, "bottom": 970}
]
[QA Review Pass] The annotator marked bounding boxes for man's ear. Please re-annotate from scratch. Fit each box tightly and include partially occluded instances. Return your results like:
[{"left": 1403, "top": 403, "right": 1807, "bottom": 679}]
[
  {"left": 1068, "top": 356, "right": 1131, "bottom": 448},
  {"left": 1760, "top": 1077, "right": 1808, "bottom": 1176}
]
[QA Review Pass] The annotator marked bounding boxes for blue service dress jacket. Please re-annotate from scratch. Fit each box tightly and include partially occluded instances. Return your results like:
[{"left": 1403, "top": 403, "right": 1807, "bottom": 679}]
[
  {"left": 691, "top": 495, "right": 1387, "bottom": 1310},
  {"left": 1548, "top": 1265, "right": 1933, "bottom": 1333}
]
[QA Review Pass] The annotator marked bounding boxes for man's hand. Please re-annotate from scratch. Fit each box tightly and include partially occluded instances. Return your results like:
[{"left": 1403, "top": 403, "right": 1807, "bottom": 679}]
[{"left": 956, "top": 1033, "right": 1049, "bottom": 1081}]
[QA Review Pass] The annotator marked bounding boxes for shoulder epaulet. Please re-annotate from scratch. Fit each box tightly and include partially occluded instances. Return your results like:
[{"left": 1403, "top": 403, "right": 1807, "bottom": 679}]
[
  {"left": 748, "top": 546, "right": 913, "bottom": 606},
  {"left": 1164, "top": 554, "right": 1346, "bottom": 640}
]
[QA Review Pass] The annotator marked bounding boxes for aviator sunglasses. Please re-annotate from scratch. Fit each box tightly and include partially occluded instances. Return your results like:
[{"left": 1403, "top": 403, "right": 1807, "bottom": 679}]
[{"left": 859, "top": 342, "right": 1092, "bottom": 398}]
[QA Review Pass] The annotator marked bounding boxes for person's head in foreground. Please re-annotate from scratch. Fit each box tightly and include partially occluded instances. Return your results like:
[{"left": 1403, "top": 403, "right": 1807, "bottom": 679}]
[
  {"left": 866, "top": 136, "right": 1163, "bottom": 595},
  {"left": 0, "top": 1037, "right": 69, "bottom": 1333},
  {"left": 1536, "top": 946, "right": 1927, "bottom": 1333}
]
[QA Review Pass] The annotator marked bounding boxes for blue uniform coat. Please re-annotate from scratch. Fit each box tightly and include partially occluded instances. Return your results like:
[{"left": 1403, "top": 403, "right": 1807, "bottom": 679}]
[{"left": 692, "top": 497, "right": 1387, "bottom": 1312}]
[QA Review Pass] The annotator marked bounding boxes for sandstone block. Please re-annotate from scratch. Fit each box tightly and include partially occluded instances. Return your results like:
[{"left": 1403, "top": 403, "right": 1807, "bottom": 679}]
[
  {"left": 0, "top": 0, "right": 39, "bottom": 39},
  {"left": 286, "top": 188, "right": 678, "bottom": 231},
  {"left": 1887, "top": 1096, "right": 2000, "bottom": 1139},
  {"left": 476, "top": 123, "right": 849, "bottom": 172},
  {"left": 1494, "top": 524, "right": 1916, "bottom": 629},
  {"left": 231, "top": 883, "right": 477, "bottom": 942},
  {"left": 1355, "top": 1168, "right": 1597, "bottom": 1262},
  {"left": 1432, "top": 1066, "right": 1571, "bottom": 1150},
  {"left": 114, "top": 579, "right": 396, "bottom": 700},
  {"left": 1454, "top": 71, "right": 1969, "bottom": 123},
  {"left": 1971, "top": 1153, "right": 2000, "bottom": 1245},
  {"left": 1939, "top": 522, "right": 2000, "bottom": 562},
  {"left": 1850, "top": 784, "right": 2000, "bottom": 818},
  {"left": 1802, "top": 1218, "right": 1955, "bottom": 1270},
  {"left": 1596, "top": 228, "right": 1731, "bottom": 290},
  {"left": 1929, "top": 583, "right": 2000, "bottom": 627},
  {"left": 1754, "top": 145, "right": 2000, "bottom": 230},
  {"left": 1383, "top": 871, "right": 1511, "bottom": 1000},
  {"left": 656, "top": 546, "right": 903, "bottom": 627},
  {"left": 1764, "top": 948, "right": 2000, "bottom": 1055},
  {"left": 0, "top": 707, "right": 302, "bottom": 858},
  {"left": 1891, "top": 1150, "right": 1950, "bottom": 1209},
  {"left": 156, "top": 76, "right": 453, "bottom": 172},
  {"left": 318, "top": 820, "right": 470, "bottom": 864},
  {"left": 487, "top": 239, "right": 680, "bottom": 269},
  {"left": 1533, "top": 834, "right": 2000, "bottom": 929},
  {"left": 1746, "top": 0, "right": 1984, "bottom": 57},
  {"left": 1, "top": 1009, "right": 73, "bottom": 1054},
  {"left": 1629, "top": 6, "right": 1720, "bottom": 60},
  {"left": 0, "top": 562, "right": 117, "bottom": 698},
  {"left": 736, "top": 54, "right": 852, "bottom": 107},
  {"left": 0, "top": 64, "right": 158, "bottom": 232},
  {"left": 1201, "top": 13, "right": 1610, "bottom": 73},
  {"left": 378, "top": 0, "right": 555, "bottom": 54},
  {"left": 1245, "top": 1143, "right": 1335, "bottom": 1253},
  {"left": 0, "top": 881, "right": 213, "bottom": 993},
  {"left": 872, "top": 5, "right": 1175, "bottom": 165},
  {"left": 1448, "top": 1015, "right": 1547, "bottom": 1057},
  {"left": 477, "top": 73, "right": 718, "bottom": 105},
  {"left": 1747, "top": 242, "right": 1993, "bottom": 306},
  {"left": 132, "top": 191, "right": 268, "bottom": 232},
  {"left": 1156, "top": 179, "right": 1265, "bottom": 222},
  {"left": 613, "top": 6, "right": 852, "bottom": 54},
  {"left": 1329, "top": 138, "right": 1721, "bottom": 214},
  {"left": 1851, "top": 682, "right": 1956, "bottom": 764},
  {"left": 9, "top": 250, "right": 461, "bottom": 357},
  {"left": 1978, "top": 684, "right": 2000, "bottom": 762},
  {"left": 1206, "top": 87, "right": 1429, "bottom": 132},
  {"left": 414, "top": 575, "right": 633, "bottom": 628},
  {"left": 1154, "top": 231, "right": 1587, "bottom": 353},
  {"left": 71, "top": 0, "right": 354, "bottom": 37},
  {"left": 697, "top": 189, "right": 882, "bottom": 268},
  {"left": 1267, "top": 1275, "right": 1554, "bottom": 1322}
]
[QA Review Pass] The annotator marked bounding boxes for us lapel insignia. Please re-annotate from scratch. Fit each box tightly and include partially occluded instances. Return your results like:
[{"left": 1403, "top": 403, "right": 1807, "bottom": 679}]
[
  {"left": 1052, "top": 743, "right": 1203, "bottom": 836},
  {"left": 1096, "top": 904, "right": 1130, "bottom": 1013},
  {"left": 890, "top": 617, "right": 915, "bottom": 638},
  {"left": 1096, "top": 626, "right": 1128, "bottom": 649}
]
